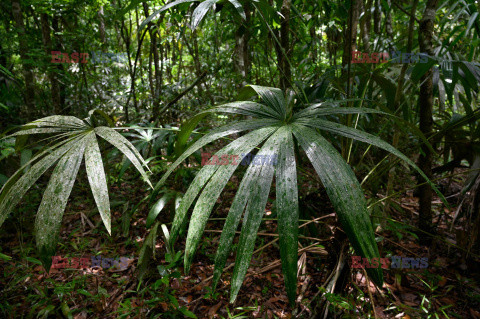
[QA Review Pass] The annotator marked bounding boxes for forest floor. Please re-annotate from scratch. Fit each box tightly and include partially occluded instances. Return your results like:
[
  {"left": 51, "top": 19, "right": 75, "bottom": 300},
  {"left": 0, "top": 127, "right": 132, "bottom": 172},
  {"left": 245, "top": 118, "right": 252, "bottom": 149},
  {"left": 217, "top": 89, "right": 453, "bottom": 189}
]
[{"left": 1, "top": 166, "right": 480, "bottom": 319}]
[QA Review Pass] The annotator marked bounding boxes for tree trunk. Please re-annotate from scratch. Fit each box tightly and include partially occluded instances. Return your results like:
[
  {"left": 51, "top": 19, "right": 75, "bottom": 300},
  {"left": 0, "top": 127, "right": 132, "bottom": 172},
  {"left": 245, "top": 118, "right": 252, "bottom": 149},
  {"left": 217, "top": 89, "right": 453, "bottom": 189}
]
[
  {"left": 373, "top": 0, "right": 381, "bottom": 34},
  {"left": 98, "top": 6, "right": 107, "bottom": 47},
  {"left": 417, "top": 0, "right": 439, "bottom": 245},
  {"left": 52, "top": 16, "right": 66, "bottom": 113},
  {"left": 309, "top": 25, "right": 318, "bottom": 67},
  {"left": 279, "top": 0, "right": 291, "bottom": 91},
  {"left": 121, "top": 14, "right": 140, "bottom": 119},
  {"left": 341, "top": 0, "right": 360, "bottom": 158},
  {"left": 360, "top": 0, "right": 372, "bottom": 51},
  {"left": 12, "top": 0, "right": 35, "bottom": 118},
  {"left": 40, "top": 13, "right": 61, "bottom": 114},
  {"left": 385, "top": 0, "right": 393, "bottom": 37},
  {"left": 341, "top": 0, "right": 360, "bottom": 70},
  {"left": 142, "top": 2, "right": 162, "bottom": 119},
  {"left": 385, "top": 0, "right": 418, "bottom": 219},
  {"left": 234, "top": 3, "right": 251, "bottom": 83}
]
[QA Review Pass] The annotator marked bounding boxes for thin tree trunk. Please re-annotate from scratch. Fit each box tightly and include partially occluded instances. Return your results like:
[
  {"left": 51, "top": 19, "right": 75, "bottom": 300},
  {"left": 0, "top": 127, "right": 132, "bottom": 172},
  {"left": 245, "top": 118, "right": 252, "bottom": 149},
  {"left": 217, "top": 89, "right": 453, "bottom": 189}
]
[
  {"left": 192, "top": 30, "right": 214, "bottom": 105},
  {"left": 234, "top": 3, "right": 251, "bottom": 83},
  {"left": 41, "top": 13, "right": 61, "bottom": 114},
  {"left": 52, "top": 16, "right": 66, "bottom": 113},
  {"left": 142, "top": 2, "right": 162, "bottom": 119},
  {"left": 12, "top": 0, "right": 35, "bottom": 118},
  {"left": 360, "top": 0, "right": 372, "bottom": 51},
  {"left": 279, "top": 0, "right": 291, "bottom": 91},
  {"left": 148, "top": 41, "right": 154, "bottom": 98},
  {"left": 385, "top": 0, "right": 393, "bottom": 37},
  {"left": 121, "top": 14, "right": 140, "bottom": 118},
  {"left": 373, "top": 0, "right": 381, "bottom": 34},
  {"left": 177, "top": 35, "right": 183, "bottom": 82},
  {"left": 0, "top": 42, "right": 8, "bottom": 88},
  {"left": 417, "top": 0, "right": 439, "bottom": 245},
  {"left": 309, "top": 25, "right": 318, "bottom": 66},
  {"left": 341, "top": 0, "right": 360, "bottom": 158},
  {"left": 341, "top": 0, "right": 360, "bottom": 70},
  {"left": 385, "top": 0, "right": 418, "bottom": 218},
  {"left": 98, "top": 6, "right": 107, "bottom": 47}
]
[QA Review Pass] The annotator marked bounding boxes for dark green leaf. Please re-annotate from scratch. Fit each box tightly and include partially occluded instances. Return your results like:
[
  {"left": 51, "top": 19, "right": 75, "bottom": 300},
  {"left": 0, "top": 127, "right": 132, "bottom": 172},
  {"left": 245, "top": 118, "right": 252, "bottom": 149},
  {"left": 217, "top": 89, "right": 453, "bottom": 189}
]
[
  {"left": 35, "top": 135, "right": 88, "bottom": 270},
  {"left": 292, "top": 124, "right": 383, "bottom": 286}
]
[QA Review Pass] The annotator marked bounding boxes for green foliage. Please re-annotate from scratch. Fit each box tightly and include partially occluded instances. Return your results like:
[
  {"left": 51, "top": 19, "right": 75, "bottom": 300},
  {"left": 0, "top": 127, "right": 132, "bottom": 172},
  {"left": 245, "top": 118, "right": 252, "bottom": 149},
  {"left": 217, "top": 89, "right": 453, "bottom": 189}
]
[
  {"left": 0, "top": 113, "right": 152, "bottom": 270},
  {"left": 152, "top": 85, "right": 441, "bottom": 305},
  {"left": 139, "top": 0, "right": 246, "bottom": 32},
  {"left": 138, "top": 192, "right": 182, "bottom": 280},
  {"left": 120, "top": 251, "right": 193, "bottom": 318}
]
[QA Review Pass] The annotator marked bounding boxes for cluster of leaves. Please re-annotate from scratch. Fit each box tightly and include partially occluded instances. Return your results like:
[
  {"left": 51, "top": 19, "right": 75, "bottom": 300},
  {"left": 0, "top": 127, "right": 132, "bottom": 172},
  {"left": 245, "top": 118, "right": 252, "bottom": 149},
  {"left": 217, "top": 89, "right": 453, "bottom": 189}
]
[
  {"left": 152, "top": 85, "right": 444, "bottom": 304},
  {"left": 0, "top": 112, "right": 152, "bottom": 269}
]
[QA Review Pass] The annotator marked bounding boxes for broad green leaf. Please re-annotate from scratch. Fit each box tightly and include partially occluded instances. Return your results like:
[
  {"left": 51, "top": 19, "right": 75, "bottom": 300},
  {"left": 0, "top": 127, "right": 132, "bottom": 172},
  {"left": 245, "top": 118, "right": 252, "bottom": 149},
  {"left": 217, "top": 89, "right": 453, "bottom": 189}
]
[
  {"left": 0, "top": 135, "right": 83, "bottom": 229},
  {"left": 191, "top": 0, "right": 218, "bottom": 30},
  {"left": 370, "top": 73, "right": 397, "bottom": 108},
  {"left": 174, "top": 113, "right": 207, "bottom": 157},
  {"left": 8, "top": 128, "right": 80, "bottom": 137},
  {"left": 161, "top": 224, "right": 172, "bottom": 254},
  {"left": 147, "top": 192, "right": 175, "bottom": 228},
  {"left": 35, "top": 136, "right": 88, "bottom": 270},
  {"left": 174, "top": 111, "right": 278, "bottom": 159},
  {"left": 84, "top": 133, "right": 111, "bottom": 235},
  {"left": 98, "top": 127, "right": 150, "bottom": 170},
  {"left": 170, "top": 163, "right": 221, "bottom": 244},
  {"left": 30, "top": 115, "right": 87, "bottom": 129},
  {"left": 446, "top": 30, "right": 466, "bottom": 52},
  {"left": 173, "top": 102, "right": 279, "bottom": 157},
  {"left": 139, "top": 0, "right": 196, "bottom": 32},
  {"left": 249, "top": 85, "right": 286, "bottom": 119},
  {"left": 95, "top": 127, "right": 152, "bottom": 188},
  {"left": 296, "top": 117, "right": 448, "bottom": 206},
  {"left": 184, "top": 126, "right": 278, "bottom": 272},
  {"left": 294, "top": 106, "right": 389, "bottom": 120},
  {"left": 207, "top": 101, "right": 280, "bottom": 119},
  {"left": 20, "top": 149, "right": 32, "bottom": 167},
  {"left": 211, "top": 153, "right": 262, "bottom": 291},
  {"left": 154, "top": 119, "right": 277, "bottom": 195},
  {"left": 410, "top": 58, "right": 437, "bottom": 82},
  {"left": 179, "top": 308, "right": 197, "bottom": 319},
  {"left": 459, "top": 61, "right": 479, "bottom": 91},
  {"left": 229, "top": 128, "right": 281, "bottom": 302},
  {"left": 227, "top": 0, "right": 246, "bottom": 19},
  {"left": 292, "top": 98, "right": 362, "bottom": 117},
  {"left": 0, "top": 252, "right": 12, "bottom": 261},
  {"left": 171, "top": 126, "right": 277, "bottom": 246},
  {"left": 433, "top": 110, "right": 480, "bottom": 140},
  {"left": 275, "top": 128, "right": 298, "bottom": 306},
  {"left": 138, "top": 221, "right": 160, "bottom": 281},
  {"left": 0, "top": 174, "right": 7, "bottom": 187},
  {"left": 25, "top": 257, "right": 43, "bottom": 265},
  {"left": 88, "top": 109, "right": 114, "bottom": 127},
  {"left": 0, "top": 135, "right": 79, "bottom": 204},
  {"left": 291, "top": 124, "right": 383, "bottom": 286}
]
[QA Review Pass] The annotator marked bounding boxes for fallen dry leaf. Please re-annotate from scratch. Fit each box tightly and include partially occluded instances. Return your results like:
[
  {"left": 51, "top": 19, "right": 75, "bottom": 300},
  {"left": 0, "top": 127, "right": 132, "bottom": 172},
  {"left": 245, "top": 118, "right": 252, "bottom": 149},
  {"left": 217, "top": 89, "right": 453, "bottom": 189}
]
[{"left": 207, "top": 301, "right": 222, "bottom": 318}]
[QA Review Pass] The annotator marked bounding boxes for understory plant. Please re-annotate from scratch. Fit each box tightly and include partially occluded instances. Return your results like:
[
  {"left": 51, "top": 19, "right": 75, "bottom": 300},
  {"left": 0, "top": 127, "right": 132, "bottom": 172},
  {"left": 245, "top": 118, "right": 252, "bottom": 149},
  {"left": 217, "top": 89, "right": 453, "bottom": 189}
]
[
  {"left": 0, "top": 112, "right": 152, "bottom": 269},
  {"left": 154, "top": 85, "right": 442, "bottom": 305}
]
